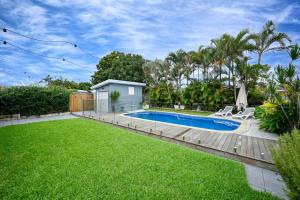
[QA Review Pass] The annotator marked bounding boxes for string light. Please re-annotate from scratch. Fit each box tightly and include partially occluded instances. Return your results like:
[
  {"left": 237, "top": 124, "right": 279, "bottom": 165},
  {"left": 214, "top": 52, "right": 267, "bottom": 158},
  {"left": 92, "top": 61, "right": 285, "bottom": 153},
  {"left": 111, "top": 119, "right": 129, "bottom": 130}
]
[
  {"left": 1, "top": 27, "right": 101, "bottom": 59},
  {"left": 1, "top": 39, "right": 86, "bottom": 68}
]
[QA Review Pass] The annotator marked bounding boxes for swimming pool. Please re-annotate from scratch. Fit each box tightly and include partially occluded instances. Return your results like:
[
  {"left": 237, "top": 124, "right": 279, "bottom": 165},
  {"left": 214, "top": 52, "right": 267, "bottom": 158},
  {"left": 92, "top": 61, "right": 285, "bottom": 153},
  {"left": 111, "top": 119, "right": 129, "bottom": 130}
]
[{"left": 125, "top": 111, "right": 240, "bottom": 131}]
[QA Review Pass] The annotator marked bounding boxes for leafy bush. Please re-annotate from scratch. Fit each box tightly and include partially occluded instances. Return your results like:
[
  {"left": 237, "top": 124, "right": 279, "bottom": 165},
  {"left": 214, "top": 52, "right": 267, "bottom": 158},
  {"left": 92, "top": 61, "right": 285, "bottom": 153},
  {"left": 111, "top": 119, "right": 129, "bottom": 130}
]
[
  {"left": 0, "top": 86, "right": 72, "bottom": 116},
  {"left": 183, "top": 81, "right": 234, "bottom": 111},
  {"left": 272, "top": 129, "right": 300, "bottom": 200},
  {"left": 247, "top": 87, "right": 266, "bottom": 106},
  {"left": 255, "top": 102, "right": 298, "bottom": 134},
  {"left": 149, "top": 82, "right": 174, "bottom": 107}
]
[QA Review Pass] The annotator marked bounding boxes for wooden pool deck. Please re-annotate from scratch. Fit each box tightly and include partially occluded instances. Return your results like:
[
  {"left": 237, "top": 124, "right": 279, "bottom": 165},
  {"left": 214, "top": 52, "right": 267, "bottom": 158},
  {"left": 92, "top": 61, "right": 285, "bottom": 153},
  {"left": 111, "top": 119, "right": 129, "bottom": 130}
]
[{"left": 73, "top": 111, "right": 278, "bottom": 170}]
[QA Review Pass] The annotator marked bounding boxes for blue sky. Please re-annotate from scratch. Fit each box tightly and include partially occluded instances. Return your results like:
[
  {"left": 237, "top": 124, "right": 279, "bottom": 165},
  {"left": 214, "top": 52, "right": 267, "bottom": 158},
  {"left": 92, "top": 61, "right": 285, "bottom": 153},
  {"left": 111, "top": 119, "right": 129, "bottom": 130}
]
[{"left": 0, "top": 0, "right": 299, "bottom": 86}]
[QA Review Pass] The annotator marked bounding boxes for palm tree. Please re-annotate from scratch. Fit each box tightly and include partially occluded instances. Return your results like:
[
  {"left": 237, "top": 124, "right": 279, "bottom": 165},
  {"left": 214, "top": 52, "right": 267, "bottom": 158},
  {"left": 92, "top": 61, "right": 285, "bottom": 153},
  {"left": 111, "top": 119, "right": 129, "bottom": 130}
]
[
  {"left": 250, "top": 20, "right": 291, "bottom": 64},
  {"left": 166, "top": 49, "right": 190, "bottom": 90},
  {"left": 235, "top": 57, "right": 270, "bottom": 91},
  {"left": 225, "top": 29, "right": 254, "bottom": 99},
  {"left": 211, "top": 34, "right": 231, "bottom": 81},
  {"left": 289, "top": 44, "right": 300, "bottom": 63},
  {"left": 189, "top": 46, "right": 204, "bottom": 82}
]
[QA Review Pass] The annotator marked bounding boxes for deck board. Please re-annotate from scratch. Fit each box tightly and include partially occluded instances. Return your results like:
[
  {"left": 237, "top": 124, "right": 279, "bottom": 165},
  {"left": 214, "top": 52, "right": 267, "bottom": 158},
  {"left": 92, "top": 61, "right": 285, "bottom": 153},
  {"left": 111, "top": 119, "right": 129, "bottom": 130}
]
[
  {"left": 210, "top": 133, "right": 224, "bottom": 148},
  {"left": 227, "top": 134, "right": 238, "bottom": 153},
  {"left": 262, "top": 139, "right": 274, "bottom": 162},
  {"left": 252, "top": 137, "right": 261, "bottom": 160},
  {"left": 246, "top": 136, "right": 254, "bottom": 158},
  {"left": 216, "top": 134, "right": 229, "bottom": 150},
  {"left": 221, "top": 134, "right": 234, "bottom": 151},
  {"left": 240, "top": 135, "right": 248, "bottom": 156}
]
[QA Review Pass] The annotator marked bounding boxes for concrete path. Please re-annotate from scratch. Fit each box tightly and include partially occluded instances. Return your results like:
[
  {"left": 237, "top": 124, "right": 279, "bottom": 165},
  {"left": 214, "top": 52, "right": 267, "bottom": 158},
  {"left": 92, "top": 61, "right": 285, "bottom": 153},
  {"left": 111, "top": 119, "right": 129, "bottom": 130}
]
[
  {"left": 245, "top": 164, "right": 287, "bottom": 199},
  {"left": 0, "top": 114, "right": 77, "bottom": 127}
]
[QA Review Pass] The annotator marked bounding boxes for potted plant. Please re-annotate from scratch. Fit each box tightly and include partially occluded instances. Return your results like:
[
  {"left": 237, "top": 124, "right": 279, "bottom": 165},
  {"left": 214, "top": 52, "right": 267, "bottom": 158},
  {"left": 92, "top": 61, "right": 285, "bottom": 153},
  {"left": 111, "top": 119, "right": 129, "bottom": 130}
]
[{"left": 110, "top": 91, "right": 120, "bottom": 112}]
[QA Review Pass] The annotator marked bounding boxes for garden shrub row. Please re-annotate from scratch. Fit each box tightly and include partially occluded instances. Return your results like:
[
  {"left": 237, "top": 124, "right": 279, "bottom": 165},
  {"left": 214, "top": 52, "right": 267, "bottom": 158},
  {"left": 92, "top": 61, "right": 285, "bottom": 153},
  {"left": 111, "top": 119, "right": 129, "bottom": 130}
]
[{"left": 0, "top": 86, "right": 72, "bottom": 116}]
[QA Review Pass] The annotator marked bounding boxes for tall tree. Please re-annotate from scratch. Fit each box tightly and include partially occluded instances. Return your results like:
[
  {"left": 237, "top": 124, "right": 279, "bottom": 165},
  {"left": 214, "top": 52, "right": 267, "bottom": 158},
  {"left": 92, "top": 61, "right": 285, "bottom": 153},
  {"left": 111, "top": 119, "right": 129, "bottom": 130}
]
[
  {"left": 91, "top": 51, "right": 145, "bottom": 84},
  {"left": 211, "top": 34, "right": 231, "bottom": 81},
  {"left": 250, "top": 20, "right": 291, "bottom": 64},
  {"left": 235, "top": 57, "right": 270, "bottom": 91},
  {"left": 189, "top": 46, "right": 213, "bottom": 82},
  {"left": 165, "top": 49, "right": 190, "bottom": 91},
  {"left": 142, "top": 59, "right": 170, "bottom": 86},
  {"left": 225, "top": 29, "right": 254, "bottom": 99}
]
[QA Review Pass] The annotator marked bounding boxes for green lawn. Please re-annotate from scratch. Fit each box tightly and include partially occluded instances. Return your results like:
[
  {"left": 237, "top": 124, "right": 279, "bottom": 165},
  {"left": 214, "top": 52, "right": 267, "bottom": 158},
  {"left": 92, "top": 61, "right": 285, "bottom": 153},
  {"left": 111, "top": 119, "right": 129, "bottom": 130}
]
[
  {"left": 0, "top": 118, "right": 276, "bottom": 199},
  {"left": 147, "top": 107, "right": 213, "bottom": 116}
]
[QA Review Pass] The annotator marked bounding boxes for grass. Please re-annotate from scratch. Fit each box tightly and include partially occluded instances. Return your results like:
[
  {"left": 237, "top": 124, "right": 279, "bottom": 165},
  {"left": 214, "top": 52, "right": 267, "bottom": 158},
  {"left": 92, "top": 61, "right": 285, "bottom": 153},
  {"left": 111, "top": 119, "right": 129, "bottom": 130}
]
[
  {"left": 147, "top": 107, "right": 213, "bottom": 116},
  {"left": 0, "top": 118, "right": 277, "bottom": 199}
]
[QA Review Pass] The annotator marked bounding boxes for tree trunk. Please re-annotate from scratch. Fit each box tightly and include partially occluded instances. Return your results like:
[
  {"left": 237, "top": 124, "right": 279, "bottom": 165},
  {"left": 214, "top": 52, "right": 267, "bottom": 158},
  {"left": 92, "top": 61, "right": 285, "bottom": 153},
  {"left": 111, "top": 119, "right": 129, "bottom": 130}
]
[
  {"left": 198, "top": 66, "right": 200, "bottom": 81},
  {"left": 203, "top": 66, "right": 206, "bottom": 82},
  {"left": 219, "top": 64, "right": 222, "bottom": 82},
  {"left": 258, "top": 52, "right": 262, "bottom": 65},
  {"left": 233, "top": 69, "right": 237, "bottom": 102},
  {"left": 228, "top": 66, "right": 231, "bottom": 88},
  {"left": 207, "top": 66, "right": 209, "bottom": 82}
]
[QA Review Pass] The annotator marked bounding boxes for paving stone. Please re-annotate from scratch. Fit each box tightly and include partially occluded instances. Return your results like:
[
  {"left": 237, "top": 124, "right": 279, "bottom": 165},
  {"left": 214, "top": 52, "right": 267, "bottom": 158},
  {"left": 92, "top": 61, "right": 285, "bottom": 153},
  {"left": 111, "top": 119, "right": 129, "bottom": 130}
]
[
  {"left": 245, "top": 164, "right": 288, "bottom": 200},
  {"left": 0, "top": 114, "right": 77, "bottom": 127}
]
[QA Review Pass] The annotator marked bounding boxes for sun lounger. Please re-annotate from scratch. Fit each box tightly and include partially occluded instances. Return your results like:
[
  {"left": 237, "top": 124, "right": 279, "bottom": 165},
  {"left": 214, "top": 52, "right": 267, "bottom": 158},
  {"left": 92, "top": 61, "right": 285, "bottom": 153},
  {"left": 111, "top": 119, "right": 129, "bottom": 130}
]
[
  {"left": 174, "top": 105, "right": 179, "bottom": 110},
  {"left": 214, "top": 106, "right": 233, "bottom": 117},
  {"left": 232, "top": 107, "right": 255, "bottom": 120}
]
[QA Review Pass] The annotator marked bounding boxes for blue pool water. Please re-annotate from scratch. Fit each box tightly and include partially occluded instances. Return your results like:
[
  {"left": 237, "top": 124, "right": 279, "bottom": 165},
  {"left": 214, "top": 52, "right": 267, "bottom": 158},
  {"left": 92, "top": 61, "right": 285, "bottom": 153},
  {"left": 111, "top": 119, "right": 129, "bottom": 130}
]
[{"left": 125, "top": 111, "right": 240, "bottom": 131}]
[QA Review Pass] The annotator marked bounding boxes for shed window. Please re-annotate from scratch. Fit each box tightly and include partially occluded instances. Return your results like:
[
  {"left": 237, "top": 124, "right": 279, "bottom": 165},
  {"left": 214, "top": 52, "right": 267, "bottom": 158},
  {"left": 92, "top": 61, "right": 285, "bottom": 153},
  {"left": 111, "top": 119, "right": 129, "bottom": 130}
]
[{"left": 128, "top": 87, "right": 134, "bottom": 95}]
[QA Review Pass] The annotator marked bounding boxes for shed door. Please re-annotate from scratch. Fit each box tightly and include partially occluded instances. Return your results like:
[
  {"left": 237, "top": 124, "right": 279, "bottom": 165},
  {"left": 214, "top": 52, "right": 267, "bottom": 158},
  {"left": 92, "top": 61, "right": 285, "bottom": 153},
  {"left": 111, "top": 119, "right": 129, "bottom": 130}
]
[{"left": 97, "top": 91, "right": 108, "bottom": 112}]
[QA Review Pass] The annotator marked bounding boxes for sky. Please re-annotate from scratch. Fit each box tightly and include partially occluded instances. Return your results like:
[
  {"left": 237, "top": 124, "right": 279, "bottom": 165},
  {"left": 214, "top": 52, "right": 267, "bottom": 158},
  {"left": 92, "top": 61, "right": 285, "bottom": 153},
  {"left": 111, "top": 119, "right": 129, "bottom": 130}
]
[{"left": 0, "top": 0, "right": 299, "bottom": 86}]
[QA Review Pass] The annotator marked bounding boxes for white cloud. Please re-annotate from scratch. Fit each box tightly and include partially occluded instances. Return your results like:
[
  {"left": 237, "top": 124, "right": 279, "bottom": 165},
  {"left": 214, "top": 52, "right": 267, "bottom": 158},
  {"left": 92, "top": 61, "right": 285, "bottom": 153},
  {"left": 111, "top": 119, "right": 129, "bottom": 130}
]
[{"left": 0, "top": 0, "right": 299, "bottom": 85}]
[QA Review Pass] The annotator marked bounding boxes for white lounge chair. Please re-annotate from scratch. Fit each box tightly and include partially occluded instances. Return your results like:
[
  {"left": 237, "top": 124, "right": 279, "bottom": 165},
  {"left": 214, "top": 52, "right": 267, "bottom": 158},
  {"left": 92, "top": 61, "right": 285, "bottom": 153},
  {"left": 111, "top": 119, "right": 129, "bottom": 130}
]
[
  {"left": 179, "top": 105, "right": 185, "bottom": 110},
  {"left": 214, "top": 106, "right": 233, "bottom": 117},
  {"left": 174, "top": 105, "right": 179, "bottom": 110},
  {"left": 232, "top": 107, "right": 255, "bottom": 120}
]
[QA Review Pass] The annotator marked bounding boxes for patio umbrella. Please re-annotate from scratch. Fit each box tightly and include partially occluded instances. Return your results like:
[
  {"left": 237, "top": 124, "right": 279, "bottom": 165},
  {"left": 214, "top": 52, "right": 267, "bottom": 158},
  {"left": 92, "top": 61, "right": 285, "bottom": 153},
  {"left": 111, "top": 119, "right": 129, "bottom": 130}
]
[{"left": 236, "top": 83, "right": 248, "bottom": 111}]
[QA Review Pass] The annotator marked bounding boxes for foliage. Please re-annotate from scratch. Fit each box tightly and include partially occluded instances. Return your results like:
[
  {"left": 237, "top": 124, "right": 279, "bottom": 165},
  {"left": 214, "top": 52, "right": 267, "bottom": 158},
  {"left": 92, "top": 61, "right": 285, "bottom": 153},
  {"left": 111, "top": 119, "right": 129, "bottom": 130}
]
[
  {"left": 78, "top": 82, "right": 92, "bottom": 90},
  {"left": 235, "top": 58, "right": 270, "bottom": 91},
  {"left": 272, "top": 129, "right": 300, "bottom": 200},
  {"left": 42, "top": 75, "right": 92, "bottom": 90},
  {"left": 249, "top": 20, "right": 291, "bottom": 64},
  {"left": 149, "top": 82, "right": 174, "bottom": 106},
  {"left": 91, "top": 51, "right": 145, "bottom": 84},
  {"left": 255, "top": 44, "right": 299, "bottom": 134},
  {"left": 165, "top": 49, "right": 191, "bottom": 90},
  {"left": 0, "top": 119, "right": 277, "bottom": 199},
  {"left": 183, "top": 81, "right": 234, "bottom": 111},
  {"left": 0, "top": 86, "right": 71, "bottom": 116},
  {"left": 255, "top": 102, "right": 297, "bottom": 134},
  {"left": 143, "top": 59, "right": 169, "bottom": 90},
  {"left": 110, "top": 90, "right": 120, "bottom": 112},
  {"left": 247, "top": 87, "right": 266, "bottom": 106},
  {"left": 110, "top": 90, "right": 120, "bottom": 102}
]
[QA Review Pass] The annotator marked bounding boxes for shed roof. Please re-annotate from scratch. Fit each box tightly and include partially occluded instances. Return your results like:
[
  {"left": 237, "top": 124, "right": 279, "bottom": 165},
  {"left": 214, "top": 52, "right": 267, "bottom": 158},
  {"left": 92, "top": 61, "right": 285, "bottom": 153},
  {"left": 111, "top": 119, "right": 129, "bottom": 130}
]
[{"left": 91, "top": 79, "right": 146, "bottom": 90}]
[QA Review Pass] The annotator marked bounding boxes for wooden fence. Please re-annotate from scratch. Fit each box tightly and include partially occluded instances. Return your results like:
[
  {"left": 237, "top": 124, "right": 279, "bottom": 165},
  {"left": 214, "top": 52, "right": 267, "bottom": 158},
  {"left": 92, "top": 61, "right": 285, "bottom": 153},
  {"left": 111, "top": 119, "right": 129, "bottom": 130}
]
[{"left": 69, "top": 93, "right": 94, "bottom": 112}]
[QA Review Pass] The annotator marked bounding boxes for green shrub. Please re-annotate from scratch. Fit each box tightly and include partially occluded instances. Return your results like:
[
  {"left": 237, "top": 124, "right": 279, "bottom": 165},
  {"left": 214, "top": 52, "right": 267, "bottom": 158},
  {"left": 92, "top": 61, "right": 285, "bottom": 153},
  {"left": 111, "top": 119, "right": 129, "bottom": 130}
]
[
  {"left": 247, "top": 87, "right": 266, "bottom": 106},
  {"left": 182, "top": 81, "right": 234, "bottom": 111},
  {"left": 255, "top": 102, "right": 298, "bottom": 134},
  {"left": 272, "top": 129, "right": 300, "bottom": 200},
  {"left": 149, "top": 82, "right": 173, "bottom": 107},
  {"left": 0, "top": 86, "right": 72, "bottom": 116}
]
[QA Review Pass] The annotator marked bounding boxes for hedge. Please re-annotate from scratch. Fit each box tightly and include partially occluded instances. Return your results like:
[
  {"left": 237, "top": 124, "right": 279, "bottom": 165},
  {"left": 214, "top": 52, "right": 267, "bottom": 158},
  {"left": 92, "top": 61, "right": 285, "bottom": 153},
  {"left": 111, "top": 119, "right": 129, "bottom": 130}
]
[{"left": 0, "top": 86, "right": 72, "bottom": 116}]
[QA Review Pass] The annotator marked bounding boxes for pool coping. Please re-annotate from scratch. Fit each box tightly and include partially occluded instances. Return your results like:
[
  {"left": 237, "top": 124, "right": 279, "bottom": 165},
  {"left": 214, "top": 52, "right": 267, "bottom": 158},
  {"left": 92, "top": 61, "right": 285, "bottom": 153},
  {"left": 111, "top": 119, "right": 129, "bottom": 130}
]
[{"left": 120, "top": 110, "right": 250, "bottom": 134}]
